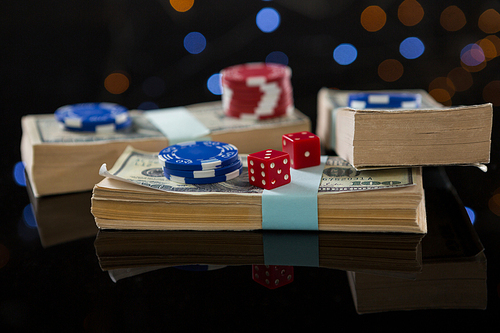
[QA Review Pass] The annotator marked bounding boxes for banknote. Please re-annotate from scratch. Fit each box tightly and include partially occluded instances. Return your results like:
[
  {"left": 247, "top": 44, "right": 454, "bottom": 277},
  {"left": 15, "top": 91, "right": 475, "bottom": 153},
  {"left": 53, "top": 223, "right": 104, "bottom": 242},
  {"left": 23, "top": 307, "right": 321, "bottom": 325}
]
[{"left": 99, "top": 146, "right": 415, "bottom": 194}]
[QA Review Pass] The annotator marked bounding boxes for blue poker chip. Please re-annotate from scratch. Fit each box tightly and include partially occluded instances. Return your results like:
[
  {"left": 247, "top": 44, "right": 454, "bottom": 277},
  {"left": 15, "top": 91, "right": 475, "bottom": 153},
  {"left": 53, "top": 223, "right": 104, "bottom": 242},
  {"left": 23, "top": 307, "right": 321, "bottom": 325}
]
[
  {"left": 165, "top": 158, "right": 242, "bottom": 179},
  {"left": 159, "top": 141, "right": 239, "bottom": 171},
  {"left": 54, "top": 102, "right": 131, "bottom": 132},
  {"left": 348, "top": 93, "right": 421, "bottom": 109},
  {"left": 163, "top": 165, "right": 242, "bottom": 184}
]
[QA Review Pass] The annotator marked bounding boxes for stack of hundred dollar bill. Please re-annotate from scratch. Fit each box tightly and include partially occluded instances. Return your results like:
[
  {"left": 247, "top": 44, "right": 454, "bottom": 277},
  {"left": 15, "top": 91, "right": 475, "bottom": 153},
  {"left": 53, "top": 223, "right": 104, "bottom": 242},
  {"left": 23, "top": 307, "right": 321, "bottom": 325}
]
[
  {"left": 90, "top": 146, "right": 427, "bottom": 233},
  {"left": 21, "top": 101, "right": 310, "bottom": 197}
]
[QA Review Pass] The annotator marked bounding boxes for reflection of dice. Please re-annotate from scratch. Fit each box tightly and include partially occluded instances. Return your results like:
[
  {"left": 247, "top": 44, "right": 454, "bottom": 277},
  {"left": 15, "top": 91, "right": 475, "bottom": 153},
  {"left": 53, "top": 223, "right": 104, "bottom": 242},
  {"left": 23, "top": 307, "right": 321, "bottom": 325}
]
[
  {"left": 252, "top": 265, "right": 294, "bottom": 289},
  {"left": 247, "top": 149, "right": 291, "bottom": 190},
  {"left": 282, "top": 131, "right": 321, "bottom": 169}
]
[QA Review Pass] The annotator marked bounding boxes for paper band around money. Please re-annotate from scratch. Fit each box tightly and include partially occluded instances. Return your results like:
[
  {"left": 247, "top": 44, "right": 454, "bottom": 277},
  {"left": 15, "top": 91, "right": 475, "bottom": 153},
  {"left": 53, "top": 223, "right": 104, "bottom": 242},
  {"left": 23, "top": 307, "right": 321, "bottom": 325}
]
[{"left": 261, "top": 156, "right": 328, "bottom": 231}]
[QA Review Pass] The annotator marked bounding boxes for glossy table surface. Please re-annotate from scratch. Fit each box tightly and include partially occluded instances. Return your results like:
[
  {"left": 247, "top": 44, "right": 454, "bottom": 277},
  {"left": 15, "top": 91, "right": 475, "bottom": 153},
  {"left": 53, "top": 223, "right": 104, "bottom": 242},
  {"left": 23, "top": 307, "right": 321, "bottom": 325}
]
[{"left": 1, "top": 163, "right": 500, "bottom": 331}]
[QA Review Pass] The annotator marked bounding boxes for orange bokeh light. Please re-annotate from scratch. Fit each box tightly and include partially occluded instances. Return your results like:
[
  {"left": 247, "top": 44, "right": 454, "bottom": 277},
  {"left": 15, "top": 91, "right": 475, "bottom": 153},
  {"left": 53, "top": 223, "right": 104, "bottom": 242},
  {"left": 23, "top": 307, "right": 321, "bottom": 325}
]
[
  {"left": 483, "top": 80, "right": 500, "bottom": 106},
  {"left": 478, "top": 9, "right": 500, "bottom": 34},
  {"left": 398, "top": 0, "right": 424, "bottom": 26},
  {"left": 440, "top": 5, "right": 466, "bottom": 31},
  {"left": 429, "top": 76, "right": 455, "bottom": 105},
  {"left": 170, "top": 0, "right": 194, "bottom": 13},
  {"left": 361, "top": 6, "right": 386, "bottom": 32},
  {"left": 447, "top": 67, "right": 473, "bottom": 92},
  {"left": 104, "top": 72, "right": 130, "bottom": 95},
  {"left": 378, "top": 59, "right": 403, "bottom": 82}
]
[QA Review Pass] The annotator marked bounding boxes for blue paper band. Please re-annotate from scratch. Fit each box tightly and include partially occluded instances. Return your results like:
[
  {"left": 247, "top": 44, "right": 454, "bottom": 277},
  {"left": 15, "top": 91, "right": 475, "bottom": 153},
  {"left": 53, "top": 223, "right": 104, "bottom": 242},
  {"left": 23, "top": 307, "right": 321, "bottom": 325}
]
[
  {"left": 261, "top": 156, "right": 328, "bottom": 230},
  {"left": 263, "top": 231, "right": 319, "bottom": 267},
  {"left": 145, "top": 107, "right": 211, "bottom": 145}
]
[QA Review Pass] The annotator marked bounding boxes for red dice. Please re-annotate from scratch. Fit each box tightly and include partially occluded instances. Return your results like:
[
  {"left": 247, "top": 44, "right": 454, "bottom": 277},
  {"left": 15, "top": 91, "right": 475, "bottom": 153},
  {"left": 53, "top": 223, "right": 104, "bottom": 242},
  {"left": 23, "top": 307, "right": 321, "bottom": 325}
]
[
  {"left": 252, "top": 265, "right": 294, "bottom": 290},
  {"left": 247, "top": 149, "right": 291, "bottom": 190},
  {"left": 282, "top": 131, "right": 321, "bottom": 169}
]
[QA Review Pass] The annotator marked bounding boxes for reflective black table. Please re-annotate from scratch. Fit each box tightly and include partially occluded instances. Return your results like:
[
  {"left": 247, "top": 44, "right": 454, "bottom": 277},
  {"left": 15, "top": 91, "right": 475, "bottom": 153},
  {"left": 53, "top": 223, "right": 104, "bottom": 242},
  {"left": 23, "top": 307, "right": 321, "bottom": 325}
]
[{"left": 2, "top": 164, "right": 500, "bottom": 331}]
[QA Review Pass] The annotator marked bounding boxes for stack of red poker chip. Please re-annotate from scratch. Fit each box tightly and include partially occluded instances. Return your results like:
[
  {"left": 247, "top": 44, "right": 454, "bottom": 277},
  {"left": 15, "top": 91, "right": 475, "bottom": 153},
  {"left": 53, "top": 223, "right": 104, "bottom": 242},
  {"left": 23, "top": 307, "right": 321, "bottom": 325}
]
[{"left": 220, "top": 62, "right": 294, "bottom": 120}]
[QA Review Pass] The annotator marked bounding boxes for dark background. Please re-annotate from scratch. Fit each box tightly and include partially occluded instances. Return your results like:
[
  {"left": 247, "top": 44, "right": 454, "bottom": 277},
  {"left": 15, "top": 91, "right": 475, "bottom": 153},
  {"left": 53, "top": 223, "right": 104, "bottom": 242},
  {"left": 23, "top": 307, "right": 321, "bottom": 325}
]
[{"left": 1, "top": 1, "right": 500, "bottom": 331}]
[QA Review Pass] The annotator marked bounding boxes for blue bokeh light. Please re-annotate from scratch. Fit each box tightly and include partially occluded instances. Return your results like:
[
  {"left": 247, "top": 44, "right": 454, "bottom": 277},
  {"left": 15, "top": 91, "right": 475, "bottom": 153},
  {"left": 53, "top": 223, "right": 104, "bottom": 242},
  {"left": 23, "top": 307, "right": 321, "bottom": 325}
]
[
  {"left": 207, "top": 73, "right": 222, "bottom": 95},
  {"left": 256, "top": 7, "right": 281, "bottom": 33},
  {"left": 265, "top": 51, "right": 289, "bottom": 66},
  {"left": 22, "top": 204, "right": 37, "bottom": 229},
  {"left": 13, "top": 161, "right": 26, "bottom": 186},
  {"left": 137, "top": 101, "right": 159, "bottom": 110},
  {"left": 333, "top": 43, "right": 358, "bottom": 65},
  {"left": 465, "top": 206, "right": 476, "bottom": 225},
  {"left": 184, "top": 32, "right": 207, "bottom": 54},
  {"left": 400, "top": 37, "right": 425, "bottom": 59},
  {"left": 461, "top": 43, "right": 485, "bottom": 67}
]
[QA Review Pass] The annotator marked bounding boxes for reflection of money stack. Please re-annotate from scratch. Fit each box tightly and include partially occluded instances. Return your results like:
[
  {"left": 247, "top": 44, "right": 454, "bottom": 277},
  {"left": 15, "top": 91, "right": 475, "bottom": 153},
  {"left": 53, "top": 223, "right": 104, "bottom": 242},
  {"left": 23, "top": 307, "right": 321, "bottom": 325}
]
[
  {"left": 90, "top": 146, "right": 427, "bottom": 233},
  {"left": 21, "top": 101, "right": 310, "bottom": 197},
  {"left": 348, "top": 167, "right": 487, "bottom": 313},
  {"left": 94, "top": 229, "right": 424, "bottom": 275}
]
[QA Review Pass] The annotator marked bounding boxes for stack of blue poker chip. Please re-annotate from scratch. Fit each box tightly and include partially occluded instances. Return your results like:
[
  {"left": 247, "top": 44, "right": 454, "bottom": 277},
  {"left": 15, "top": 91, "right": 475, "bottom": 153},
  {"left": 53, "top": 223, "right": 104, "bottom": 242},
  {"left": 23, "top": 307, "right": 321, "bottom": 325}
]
[
  {"left": 54, "top": 102, "right": 132, "bottom": 132},
  {"left": 347, "top": 92, "right": 422, "bottom": 109},
  {"left": 158, "top": 141, "right": 242, "bottom": 184}
]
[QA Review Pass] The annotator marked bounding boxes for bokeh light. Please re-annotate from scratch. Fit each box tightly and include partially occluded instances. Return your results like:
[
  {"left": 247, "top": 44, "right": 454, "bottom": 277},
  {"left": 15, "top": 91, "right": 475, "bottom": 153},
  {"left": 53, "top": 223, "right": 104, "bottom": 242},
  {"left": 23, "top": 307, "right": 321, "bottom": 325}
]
[
  {"left": 488, "top": 193, "right": 500, "bottom": 216},
  {"left": 360, "top": 6, "right": 386, "bottom": 32},
  {"left": 447, "top": 67, "right": 473, "bottom": 92},
  {"left": 170, "top": 0, "right": 194, "bottom": 12},
  {"left": 399, "top": 37, "right": 425, "bottom": 59},
  {"left": 333, "top": 43, "right": 357, "bottom": 65},
  {"left": 22, "top": 204, "right": 37, "bottom": 229},
  {"left": 104, "top": 72, "right": 130, "bottom": 95},
  {"left": 142, "top": 76, "right": 165, "bottom": 97},
  {"left": 266, "top": 51, "right": 289, "bottom": 66},
  {"left": 377, "top": 59, "right": 403, "bottom": 82},
  {"left": 138, "top": 101, "right": 159, "bottom": 110},
  {"left": 207, "top": 73, "right": 222, "bottom": 95},
  {"left": 256, "top": 7, "right": 281, "bottom": 33},
  {"left": 429, "top": 76, "right": 455, "bottom": 105},
  {"left": 465, "top": 206, "right": 476, "bottom": 225},
  {"left": 483, "top": 80, "right": 500, "bottom": 106},
  {"left": 478, "top": 9, "right": 500, "bottom": 34},
  {"left": 13, "top": 161, "right": 26, "bottom": 186},
  {"left": 479, "top": 35, "right": 500, "bottom": 60},
  {"left": 440, "top": 5, "right": 466, "bottom": 31},
  {"left": 460, "top": 43, "right": 485, "bottom": 67},
  {"left": 398, "top": 0, "right": 424, "bottom": 26},
  {"left": 184, "top": 32, "right": 207, "bottom": 54}
]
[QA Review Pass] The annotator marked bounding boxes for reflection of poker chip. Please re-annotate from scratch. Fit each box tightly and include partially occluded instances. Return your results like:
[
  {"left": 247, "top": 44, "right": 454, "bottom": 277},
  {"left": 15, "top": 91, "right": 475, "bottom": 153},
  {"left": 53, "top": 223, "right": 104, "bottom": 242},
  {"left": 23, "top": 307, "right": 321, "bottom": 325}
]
[
  {"left": 220, "top": 62, "right": 294, "bottom": 120},
  {"left": 158, "top": 141, "right": 239, "bottom": 171},
  {"left": 347, "top": 93, "right": 422, "bottom": 109},
  {"left": 54, "top": 102, "right": 131, "bottom": 132},
  {"left": 163, "top": 165, "right": 242, "bottom": 184},
  {"left": 165, "top": 158, "right": 242, "bottom": 178}
]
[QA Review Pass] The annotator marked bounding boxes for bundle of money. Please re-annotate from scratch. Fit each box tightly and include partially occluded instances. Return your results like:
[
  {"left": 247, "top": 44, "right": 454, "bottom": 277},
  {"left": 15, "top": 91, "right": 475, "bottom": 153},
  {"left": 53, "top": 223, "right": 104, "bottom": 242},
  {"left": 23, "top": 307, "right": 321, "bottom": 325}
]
[
  {"left": 21, "top": 101, "right": 310, "bottom": 197},
  {"left": 316, "top": 88, "right": 493, "bottom": 170},
  {"left": 90, "top": 146, "right": 427, "bottom": 233}
]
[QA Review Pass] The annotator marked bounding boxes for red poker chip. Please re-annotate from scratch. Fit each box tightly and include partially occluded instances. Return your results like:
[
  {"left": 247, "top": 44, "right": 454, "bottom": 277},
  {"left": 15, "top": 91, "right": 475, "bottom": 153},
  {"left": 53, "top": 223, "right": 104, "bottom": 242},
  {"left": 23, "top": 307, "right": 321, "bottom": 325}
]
[
  {"left": 221, "top": 63, "right": 291, "bottom": 86},
  {"left": 224, "top": 106, "right": 291, "bottom": 120},
  {"left": 222, "top": 87, "right": 293, "bottom": 105},
  {"left": 223, "top": 90, "right": 294, "bottom": 109},
  {"left": 224, "top": 101, "right": 293, "bottom": 117}
]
